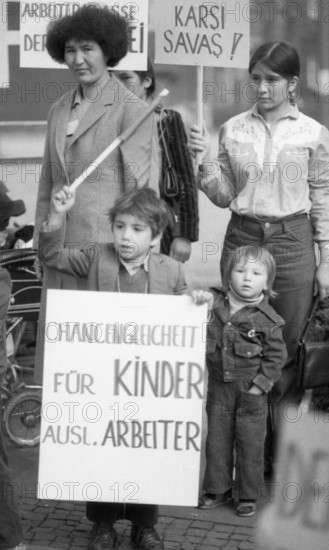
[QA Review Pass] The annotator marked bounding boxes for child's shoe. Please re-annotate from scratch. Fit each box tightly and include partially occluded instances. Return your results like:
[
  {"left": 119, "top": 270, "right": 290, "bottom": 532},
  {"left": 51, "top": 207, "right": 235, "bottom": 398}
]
[
  {"left": 236, "top": 500, "right": 257, "bottom": 517},
  {"left": 198, "top": 489, "right": 232, "bottom": 509},
  {"left": 130, "top": 525, "right": 164, "bottom": 549},
  {"left": 88, "top": 523, "right": 118, "bottom": 549}
]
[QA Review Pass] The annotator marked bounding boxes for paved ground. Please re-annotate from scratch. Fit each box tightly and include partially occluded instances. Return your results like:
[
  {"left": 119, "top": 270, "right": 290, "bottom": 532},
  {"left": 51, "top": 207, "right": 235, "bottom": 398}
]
[
  {"left": 7, "top": 414, "right": 264, "bottom": 550},
  {"left": 5, "top": 279, "right": 262, "bottom": 549}
]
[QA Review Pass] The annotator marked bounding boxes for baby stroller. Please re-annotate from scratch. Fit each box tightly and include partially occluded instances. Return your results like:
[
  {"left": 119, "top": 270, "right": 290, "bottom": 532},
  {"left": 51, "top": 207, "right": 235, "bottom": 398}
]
[{"left": 0, "top": 183, "right": 42, "bottom": 446}]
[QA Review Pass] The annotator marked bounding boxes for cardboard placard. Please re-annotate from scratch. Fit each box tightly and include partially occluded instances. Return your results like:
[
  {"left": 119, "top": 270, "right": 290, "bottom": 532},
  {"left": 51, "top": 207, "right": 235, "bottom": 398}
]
[
  {"left": 256, "top": 409, "right": 329, "bottom": 550},
  {"left": 38, "top": 290, "right": 207, "bottom": 506},
  {"left": 155, "top": 0, "right": 250, "bottom": 68},
  {"left": 20, "top": 0, "right": 148, "bottom": 70}
]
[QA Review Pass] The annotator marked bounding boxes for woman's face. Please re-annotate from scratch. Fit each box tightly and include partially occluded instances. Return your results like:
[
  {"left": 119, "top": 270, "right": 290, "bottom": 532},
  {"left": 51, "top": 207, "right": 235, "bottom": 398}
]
[
  {"left": 64, "top": 39, "right": 108, "bottom": 86},
  {"left": 117, "top": 71, "right": 151, "bottom": 101},
  {"left": 250, "top": 62, "right": 296, "bottom": 114}
]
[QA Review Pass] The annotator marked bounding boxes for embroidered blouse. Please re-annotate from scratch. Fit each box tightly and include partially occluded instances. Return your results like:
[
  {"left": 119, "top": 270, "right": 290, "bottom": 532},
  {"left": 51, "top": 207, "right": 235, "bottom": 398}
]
[{"left": 198, "top": 104, "right": 329, "bottom": 242}]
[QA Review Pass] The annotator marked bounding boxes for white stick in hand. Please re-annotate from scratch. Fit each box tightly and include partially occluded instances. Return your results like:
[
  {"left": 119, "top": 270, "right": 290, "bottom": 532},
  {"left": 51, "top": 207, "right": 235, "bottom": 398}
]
[{"left": 70, "top": 88, "right": 170, "bottom": 192}]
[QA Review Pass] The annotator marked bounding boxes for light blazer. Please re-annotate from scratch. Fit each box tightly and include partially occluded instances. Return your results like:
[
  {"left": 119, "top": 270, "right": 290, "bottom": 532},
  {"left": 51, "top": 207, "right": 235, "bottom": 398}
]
[
  {"left": 33, "top": 74, "right": 159, "bottom": 380},
  {"left": 34, "top": 73, "right": 159, "bottom": 248},
  {"left": 39, "top": 229, "right": 187, "bottom": 295}
]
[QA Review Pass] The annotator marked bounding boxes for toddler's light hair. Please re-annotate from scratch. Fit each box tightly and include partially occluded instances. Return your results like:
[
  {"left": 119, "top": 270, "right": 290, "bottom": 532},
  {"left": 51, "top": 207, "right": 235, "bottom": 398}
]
[{"left": 222, "top": 245, "right": 277, "bottom": 298}]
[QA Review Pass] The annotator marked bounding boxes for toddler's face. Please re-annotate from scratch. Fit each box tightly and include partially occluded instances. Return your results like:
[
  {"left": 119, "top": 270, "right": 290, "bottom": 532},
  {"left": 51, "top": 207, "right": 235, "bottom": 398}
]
[
  {"left": 229, "top": 258, "right": 268, "bottom": 300},
  {"left": 112, "top": 213, "right": 159, "bottom": 264}
]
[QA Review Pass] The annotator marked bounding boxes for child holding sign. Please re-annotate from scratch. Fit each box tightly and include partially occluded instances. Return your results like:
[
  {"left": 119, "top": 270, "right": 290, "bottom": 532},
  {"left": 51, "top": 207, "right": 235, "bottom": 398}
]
[
  {"left": 38, "top": 186, "right": 188, "bottom": 550},
  {"left": 192, "top": 246, "right": 287, "bottom": 517}
]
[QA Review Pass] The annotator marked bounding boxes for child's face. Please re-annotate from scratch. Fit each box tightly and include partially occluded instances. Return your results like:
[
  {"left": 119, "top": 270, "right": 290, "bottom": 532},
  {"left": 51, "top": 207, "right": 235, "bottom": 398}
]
[
  {"left": 116, "top": 71, "right": 150, "bottom": 101},
  {"left": 229, "top": 258, "right": 268, "bottom": 300},
  {"left": 112, "top": 213, "right": 160, "bottom": 263}
]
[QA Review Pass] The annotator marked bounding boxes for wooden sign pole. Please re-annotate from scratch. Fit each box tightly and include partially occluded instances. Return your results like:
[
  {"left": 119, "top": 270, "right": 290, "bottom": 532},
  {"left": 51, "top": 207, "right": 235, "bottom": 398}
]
[{"left": 196, "top": 65, "right": 204, "bottom": 166}]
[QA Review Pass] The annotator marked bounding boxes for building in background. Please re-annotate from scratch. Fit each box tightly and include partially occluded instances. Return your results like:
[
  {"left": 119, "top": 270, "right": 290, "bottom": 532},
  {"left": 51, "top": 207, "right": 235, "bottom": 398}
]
[{"left": 0, "top": 0, "right": 329, "bottom": 223}]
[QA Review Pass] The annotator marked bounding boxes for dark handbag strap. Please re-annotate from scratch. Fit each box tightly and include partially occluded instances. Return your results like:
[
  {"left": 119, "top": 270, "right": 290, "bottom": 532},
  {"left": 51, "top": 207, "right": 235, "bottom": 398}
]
[
  {"left": 159, "top": 109, "right": 180, "bottom": 198},
  {"left": 300, "top": 295, "right": 320, "bottom": 343}
]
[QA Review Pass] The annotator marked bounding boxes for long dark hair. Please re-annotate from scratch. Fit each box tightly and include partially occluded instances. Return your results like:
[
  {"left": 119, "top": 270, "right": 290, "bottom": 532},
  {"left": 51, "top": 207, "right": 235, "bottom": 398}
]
[{"left": 249, "top": 41, "right": 300, "bottom": 79}]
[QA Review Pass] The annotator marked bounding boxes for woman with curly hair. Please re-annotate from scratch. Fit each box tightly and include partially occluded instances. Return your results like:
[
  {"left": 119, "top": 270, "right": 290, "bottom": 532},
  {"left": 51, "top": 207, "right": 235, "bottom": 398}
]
[
  {"left": 34, "top": 4, "right": 158, "bottom": 377},
  {"left": 33, "top": 7, "right": 160, "bottom": 549}
]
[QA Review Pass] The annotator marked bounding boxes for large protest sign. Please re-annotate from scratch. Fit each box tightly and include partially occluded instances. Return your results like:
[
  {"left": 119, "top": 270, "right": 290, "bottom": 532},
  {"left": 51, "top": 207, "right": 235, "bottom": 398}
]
[
  {"left": 154, "top": 0, "right": 250, "bottom": 161},
  {"left": 20, "top": 0, "right": 148, "bottom": 69},
  {"left": 155, "top": 0, "right": 250, "bottom": 68},
  {"left": 255, "top": 409, "right": 329, "bottom": 550},
  {"left": 38, "top": 290, "right": 207, "bottom": 506}
]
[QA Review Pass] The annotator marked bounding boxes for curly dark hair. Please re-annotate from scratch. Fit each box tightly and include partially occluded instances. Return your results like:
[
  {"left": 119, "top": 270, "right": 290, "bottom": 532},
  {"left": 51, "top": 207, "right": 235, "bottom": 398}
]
[{"left": 46, "top": 5, "right": 129, "bottom": 67}]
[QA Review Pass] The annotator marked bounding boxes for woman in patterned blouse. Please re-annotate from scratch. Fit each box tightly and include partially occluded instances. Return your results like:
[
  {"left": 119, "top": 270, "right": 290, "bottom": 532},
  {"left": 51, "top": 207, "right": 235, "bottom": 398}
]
[{"left": 189, "top": 41, "right": 329, "bottom": 468}]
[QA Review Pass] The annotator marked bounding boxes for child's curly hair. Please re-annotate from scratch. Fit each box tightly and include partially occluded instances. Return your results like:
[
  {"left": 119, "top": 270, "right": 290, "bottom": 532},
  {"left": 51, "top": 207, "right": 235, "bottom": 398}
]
[
  {"left": 46, "top": 5, "right": 128, "bottom": 67},
  {"left": 109, "top": 188, "right": 170, "bottom": 239}
]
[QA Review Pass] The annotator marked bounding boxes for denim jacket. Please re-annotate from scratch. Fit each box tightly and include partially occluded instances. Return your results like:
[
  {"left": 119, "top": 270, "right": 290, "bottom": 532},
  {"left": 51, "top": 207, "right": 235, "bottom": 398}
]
[{"left": 206, "top": 288, "right": 287, "bottom": 393}]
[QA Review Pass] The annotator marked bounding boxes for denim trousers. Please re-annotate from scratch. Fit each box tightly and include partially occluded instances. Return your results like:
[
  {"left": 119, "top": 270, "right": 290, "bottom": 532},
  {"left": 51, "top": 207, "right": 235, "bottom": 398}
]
[
  {"left": 203, "top": 378, "right": 268, "bottom": 501},
  {"left": 221, "top": 213, "right": 315, "bottom": 436},
  {"left": 86, "top": 502, "right": 158, "bottom": 527},
  {"left": 0, "top": 395, "right": 23, "bottom": 549}
]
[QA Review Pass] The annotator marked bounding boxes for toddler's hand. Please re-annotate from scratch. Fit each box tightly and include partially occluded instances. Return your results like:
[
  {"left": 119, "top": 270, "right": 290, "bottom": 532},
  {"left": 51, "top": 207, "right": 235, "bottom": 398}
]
[
  {"left": 190, "top": 289, "right": 214, "bottom": 310},
  {"left": 52, "top": 186, "right": 76, "bottom": 214}
]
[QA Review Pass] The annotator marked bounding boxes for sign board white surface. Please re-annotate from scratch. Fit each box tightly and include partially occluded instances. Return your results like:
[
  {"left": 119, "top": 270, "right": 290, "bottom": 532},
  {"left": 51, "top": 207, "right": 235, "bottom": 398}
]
[
  {"left": 155, "top": 0, "right": 250, "bottom": 68},
  {"left": 255, "top": 409, "right": 329, "bottom": 550},
  {"left": 38, "top": 290, "right": 207, "bottom": 506},
  {"left": 20, "top": 0, "right": 148, "bottom": 70}
]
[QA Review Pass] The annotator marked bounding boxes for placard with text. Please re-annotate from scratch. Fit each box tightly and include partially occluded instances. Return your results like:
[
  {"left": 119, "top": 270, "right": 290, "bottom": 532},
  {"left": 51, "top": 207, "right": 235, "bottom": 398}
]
[
  {"left": 20, "top": 0, "right": 148, "bottom": 70},
  {"left": 255, "top": 409, "right": 329, "bottom": 550},
  {"left": 155, "top": 0, "right": 250, "bottom": 68},
  {"left": 38, "top": 290, "right": 207, "bottom": 505}
]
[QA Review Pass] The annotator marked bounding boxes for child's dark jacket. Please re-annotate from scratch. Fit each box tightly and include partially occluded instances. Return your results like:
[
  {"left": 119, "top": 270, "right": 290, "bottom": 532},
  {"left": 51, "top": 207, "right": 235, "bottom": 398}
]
[
  {"left": 39, "top": 228, "right": 187, "bottom": 295},
  {"left": 206, "top": 288, "right": 287, "bottom": 393}
]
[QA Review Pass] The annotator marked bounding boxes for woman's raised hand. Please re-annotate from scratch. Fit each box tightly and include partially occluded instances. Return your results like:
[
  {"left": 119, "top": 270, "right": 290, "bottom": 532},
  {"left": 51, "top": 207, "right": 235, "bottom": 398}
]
[{"left": 188, "top": 122, "right": 211, "bottom": 161}]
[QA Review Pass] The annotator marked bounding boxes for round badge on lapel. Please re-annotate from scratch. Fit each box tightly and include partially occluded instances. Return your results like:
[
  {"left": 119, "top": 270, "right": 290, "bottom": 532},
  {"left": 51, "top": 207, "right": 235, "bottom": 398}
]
[{"left": 247, "top": 329, "right": 256, "bottom": 338}]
